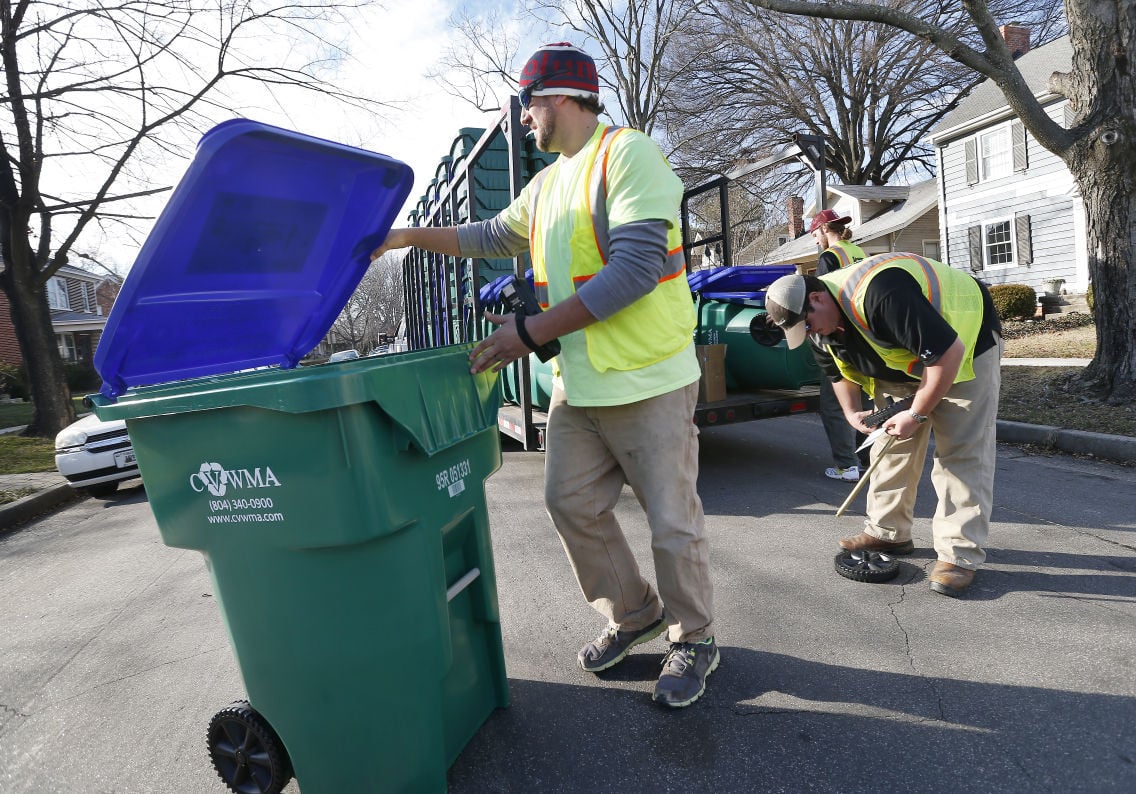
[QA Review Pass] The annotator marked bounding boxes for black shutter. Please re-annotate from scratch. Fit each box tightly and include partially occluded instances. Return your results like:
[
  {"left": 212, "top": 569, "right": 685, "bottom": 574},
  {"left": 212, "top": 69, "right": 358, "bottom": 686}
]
[
  {"left": 969, "top": 225, "right": 983, "bottom": 271},
  {"left": 965, "top": 139, "right": 979, "bottom": 185},
  {"left": 1012, "top": 121, "right": 1028, "bottom": 171},
  {"left": 1015, "top": 213, "right": 1033, "bottom": 265}
]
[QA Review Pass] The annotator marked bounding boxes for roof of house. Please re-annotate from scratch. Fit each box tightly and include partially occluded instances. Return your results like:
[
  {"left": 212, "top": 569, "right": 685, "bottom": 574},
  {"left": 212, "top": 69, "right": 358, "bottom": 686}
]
[
  {"left": 51, "top": 308, "right": 107, "bottom": 332},
  {"left": 932, "top": 35, "right": 1073, "bottom": 139},
  {"left": 55, "top": 264, "right": 104, "bottom": 282},
  {"left": 751, "top": 178, "right": 939, "bottom": 264},
  {"left": 824, "top": 184, "right": 911, "bottom": 204}
]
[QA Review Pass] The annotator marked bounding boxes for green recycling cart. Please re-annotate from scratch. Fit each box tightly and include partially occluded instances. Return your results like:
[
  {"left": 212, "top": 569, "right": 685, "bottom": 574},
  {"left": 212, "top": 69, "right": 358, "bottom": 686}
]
[
  {"left": 92, "top": 347, "right": 507, "bottom": 793},
  {"left": 91, "top": 120, "right": 508, "bottom": 793}
]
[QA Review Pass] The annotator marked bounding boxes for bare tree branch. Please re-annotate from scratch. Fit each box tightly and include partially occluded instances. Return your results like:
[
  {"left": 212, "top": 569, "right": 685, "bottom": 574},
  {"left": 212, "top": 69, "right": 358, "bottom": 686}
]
[{"left": 0, "top": 0, "right": 391, "bottom": 437}]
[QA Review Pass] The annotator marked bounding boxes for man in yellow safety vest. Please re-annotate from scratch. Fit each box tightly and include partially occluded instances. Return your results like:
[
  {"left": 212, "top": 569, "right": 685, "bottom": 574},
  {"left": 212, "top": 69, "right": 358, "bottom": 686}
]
[
  {"left": 809, "top": 208, "right": 870, "bottom": 482},
  {"left": 764, "top": 255, "right": 1003, "bottom": 597},
  {"left": 371, "top": 43, "right": 717, "bottom": 706}
]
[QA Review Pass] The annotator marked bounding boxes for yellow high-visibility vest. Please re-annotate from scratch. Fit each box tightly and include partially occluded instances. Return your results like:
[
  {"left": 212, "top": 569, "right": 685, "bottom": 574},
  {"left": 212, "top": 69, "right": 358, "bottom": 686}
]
[
  {"left": 820, "top": 253, "right": 985, "bottom": 395},
  {"left": 822, "top": 240, "right": 865, "bottom": 268},
  {"left": 528, "top": 126, "right": 694, "bottom": 372}
]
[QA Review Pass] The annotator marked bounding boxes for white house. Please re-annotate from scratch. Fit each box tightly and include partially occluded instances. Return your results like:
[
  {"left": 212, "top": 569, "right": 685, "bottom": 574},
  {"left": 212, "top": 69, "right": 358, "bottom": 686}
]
[{"left": 929, "top": 34, "right": 1085, "bottom": 295}]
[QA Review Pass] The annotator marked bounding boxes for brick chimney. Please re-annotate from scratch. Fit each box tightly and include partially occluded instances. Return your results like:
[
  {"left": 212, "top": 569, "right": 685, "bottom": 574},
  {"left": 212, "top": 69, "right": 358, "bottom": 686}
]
[
  {"left": 1000, "top": 24, "right": 1031, "bottom": 59},
  {"left": 788, "top": 196, "right": 804, "bottom": 239}
]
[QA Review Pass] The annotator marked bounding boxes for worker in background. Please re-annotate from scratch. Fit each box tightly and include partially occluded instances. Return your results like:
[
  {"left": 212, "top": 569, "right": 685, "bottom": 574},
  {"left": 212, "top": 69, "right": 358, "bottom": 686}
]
[
  {"left": 808, "top": 209, "right": 871, "bottom": 482},
  {"left": 763, "top": 254, "right": 1003, "bottom": 597},
  {"left": 370, "top": 43, "right": 718, "bottom": 706}
]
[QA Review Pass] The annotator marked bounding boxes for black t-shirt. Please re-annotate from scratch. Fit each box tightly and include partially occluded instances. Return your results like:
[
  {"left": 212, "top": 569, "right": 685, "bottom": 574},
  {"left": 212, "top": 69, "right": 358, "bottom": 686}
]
[
  {"left": 816, "top": 250, "right": 843, "bottom": 276},
  {"left": 811, "top": 268, "right": 1002, "bottom": 383}
]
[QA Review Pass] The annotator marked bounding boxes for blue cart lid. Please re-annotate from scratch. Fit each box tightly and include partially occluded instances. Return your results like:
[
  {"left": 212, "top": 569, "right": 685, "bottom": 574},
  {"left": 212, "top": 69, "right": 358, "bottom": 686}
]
[
  {"left": 94, "top": 119, "right": 413, "bottom": 400},
  {"left": 699, "top": 264, "right": 797, "bottom": 292}
]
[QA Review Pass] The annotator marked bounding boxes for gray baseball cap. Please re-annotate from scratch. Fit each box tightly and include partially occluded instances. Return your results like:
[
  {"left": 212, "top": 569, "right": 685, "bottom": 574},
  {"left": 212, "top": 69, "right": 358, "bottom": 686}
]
[{"left": 764, "top": 274, "right": 810, "bottom": 349}]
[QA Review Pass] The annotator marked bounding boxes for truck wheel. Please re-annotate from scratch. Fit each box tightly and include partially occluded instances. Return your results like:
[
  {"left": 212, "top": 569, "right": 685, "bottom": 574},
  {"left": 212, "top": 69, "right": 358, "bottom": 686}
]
[
  {"left": 834, "top": 549, "right": 900, "bottom": 583},
  {"left": 207, "top": 700, "right": 293, "bottom": 794}
]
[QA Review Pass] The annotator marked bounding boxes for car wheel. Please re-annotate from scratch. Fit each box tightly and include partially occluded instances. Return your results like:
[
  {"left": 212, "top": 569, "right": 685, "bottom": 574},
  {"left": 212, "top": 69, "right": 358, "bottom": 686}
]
[
  {"left": 207, "top": 700, "right": 293, "bottom": 794},
  {"left": 83, "top": 482, "right": 120, "bottom": 499}
]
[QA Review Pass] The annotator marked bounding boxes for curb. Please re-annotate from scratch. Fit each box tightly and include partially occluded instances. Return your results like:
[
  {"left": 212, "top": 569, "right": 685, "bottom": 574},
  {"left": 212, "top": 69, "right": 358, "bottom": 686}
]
[
  {"left": 996, "top": 419, "right": 1136, "bottom": 464},
  {"left": 0, "top": 483, "right": 80, "bottom": 534}
]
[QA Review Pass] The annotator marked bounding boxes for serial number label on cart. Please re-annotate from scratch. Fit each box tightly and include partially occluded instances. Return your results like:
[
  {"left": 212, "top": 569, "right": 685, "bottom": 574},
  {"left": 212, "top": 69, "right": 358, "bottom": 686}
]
[{"left": 435, "top": 458, "right": 471, "bottom": 498}]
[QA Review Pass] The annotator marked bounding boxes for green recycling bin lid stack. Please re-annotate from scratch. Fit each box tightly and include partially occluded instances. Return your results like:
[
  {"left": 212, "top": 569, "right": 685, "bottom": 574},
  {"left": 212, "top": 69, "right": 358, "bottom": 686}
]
[{"left": 93, "top": 118, "right": 413, "bottom": 401}]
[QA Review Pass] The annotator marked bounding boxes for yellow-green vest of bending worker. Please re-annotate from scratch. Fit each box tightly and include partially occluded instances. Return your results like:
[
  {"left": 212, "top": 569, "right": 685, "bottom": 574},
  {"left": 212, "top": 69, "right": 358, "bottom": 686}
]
[
  {"left": 819, "top": 253, "right": 985, "bottom": 395},
  {"left": 527, "top": 125, "right": 694, "bottom": 373}
]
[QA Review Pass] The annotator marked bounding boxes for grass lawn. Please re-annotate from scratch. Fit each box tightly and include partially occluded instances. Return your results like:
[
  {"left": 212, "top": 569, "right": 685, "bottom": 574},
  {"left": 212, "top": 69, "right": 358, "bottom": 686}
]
[
  {"left": 0, "top": 397, "right": 89, "bottom": 431},
  {"left": 0, "top": 397, "right": 88, "bottom": 476},
  {"left": 0, "top": 435, "right": 56, "bottom": 474}
]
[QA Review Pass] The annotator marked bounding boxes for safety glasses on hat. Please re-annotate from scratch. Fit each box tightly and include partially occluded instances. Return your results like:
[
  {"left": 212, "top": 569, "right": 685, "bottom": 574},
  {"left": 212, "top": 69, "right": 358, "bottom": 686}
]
[{"left": 518, "top": 70, "right": 572, "bottom": 109}]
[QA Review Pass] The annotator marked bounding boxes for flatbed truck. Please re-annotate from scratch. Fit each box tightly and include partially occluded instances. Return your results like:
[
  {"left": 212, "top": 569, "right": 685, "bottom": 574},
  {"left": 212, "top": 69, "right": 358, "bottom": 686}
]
[{"left": 399, "top": 99, "right": 826, "bottom": 450}]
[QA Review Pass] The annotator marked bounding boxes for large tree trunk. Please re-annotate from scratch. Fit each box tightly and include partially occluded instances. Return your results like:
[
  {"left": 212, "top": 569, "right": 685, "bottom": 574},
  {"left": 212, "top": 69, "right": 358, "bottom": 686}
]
[
  {"left": 1, "top": 260, "right": 76, "bottom": 438},
  {"left": 1070, "top": 157, "right": 1136, "bottom": 404},
  {"left": 1061, "top": 4, "right": 1136, "bottom": 405}
]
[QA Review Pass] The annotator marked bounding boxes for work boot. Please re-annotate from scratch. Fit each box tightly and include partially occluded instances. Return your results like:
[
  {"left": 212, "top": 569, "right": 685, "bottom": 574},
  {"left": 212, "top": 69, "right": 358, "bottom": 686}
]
[
  {"left": 929, "top": 561, "right": 975, "bottom": 597},
  {"left": 577, "top": 616, "right": 666, "bottom": 673},
  {"left": 839, "top": 531, "right": 914, "bottom": 555},
  {"left": 652, "top": 637, "right": 720, "bottom": 708}
]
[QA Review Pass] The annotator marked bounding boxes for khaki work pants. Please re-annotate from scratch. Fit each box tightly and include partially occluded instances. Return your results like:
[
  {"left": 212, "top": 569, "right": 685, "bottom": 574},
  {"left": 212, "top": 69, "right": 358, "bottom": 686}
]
[
  {"left": 862, "top": 336, "right": 1003, "bottom": 569},
  {"left": 544, "top": 381, "right": 714, "bottom": 643}
]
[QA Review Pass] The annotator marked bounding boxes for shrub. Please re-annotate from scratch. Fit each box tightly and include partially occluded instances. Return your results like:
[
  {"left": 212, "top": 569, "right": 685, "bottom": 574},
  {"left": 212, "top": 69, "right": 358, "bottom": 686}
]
[
  {"left": 1086, "top": 282, "right": 1094, "bottom": 313},
  {"left": 989, "top": 283, "right": 1038, "bottom": 321},
  {"left": 64, "top": 362, "right": 102, "bottom": 393},
  {"left": 0, "top": 362, "right": 28, "bottom": 400}
]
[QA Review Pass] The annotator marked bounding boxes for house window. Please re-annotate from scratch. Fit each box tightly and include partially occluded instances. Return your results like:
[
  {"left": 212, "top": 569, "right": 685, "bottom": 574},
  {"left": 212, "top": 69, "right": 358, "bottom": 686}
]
[
  {"left": 923, "top": 240, "right": 941, "bottom": 260},
  {"left": 967, "top": 212, "right": 1032, "bottom": 271},
  {"left": 47, "top": 277, "right": 69, "bottom": 310},
  {"left": 57, "top": 333, "right": 78, "bottom": 362},
  {"left": 984, "top": 219, "right": 1015, "bottom": 267},
  {"left": 980, "top": 127, "right": 1012, "bottom": 180}
]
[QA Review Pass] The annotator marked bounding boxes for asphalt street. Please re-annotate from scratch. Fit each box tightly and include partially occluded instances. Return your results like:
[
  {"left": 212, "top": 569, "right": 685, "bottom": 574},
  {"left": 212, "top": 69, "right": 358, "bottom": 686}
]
[{"left": 1, "top": 412, "right": 1134, "bottom": 793}]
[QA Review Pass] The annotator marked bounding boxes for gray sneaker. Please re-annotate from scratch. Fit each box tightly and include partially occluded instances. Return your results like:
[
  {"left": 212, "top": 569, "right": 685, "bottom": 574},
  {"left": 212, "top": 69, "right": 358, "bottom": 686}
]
[
  {"left": 577, "top": 616, "right": 667, "bottom": 673},
  {"left": 652, "top": 637, "right": 720, "bottom": 708}
]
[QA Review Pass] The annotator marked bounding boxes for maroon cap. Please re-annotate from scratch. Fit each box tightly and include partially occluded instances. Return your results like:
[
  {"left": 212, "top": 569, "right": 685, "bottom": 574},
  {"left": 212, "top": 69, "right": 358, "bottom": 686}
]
[
  {"left": 518, "top": 43, "right": 599, "bottom": 99},
  {"left": 808, "top": 209, "right": 852, "bottom": 233}
]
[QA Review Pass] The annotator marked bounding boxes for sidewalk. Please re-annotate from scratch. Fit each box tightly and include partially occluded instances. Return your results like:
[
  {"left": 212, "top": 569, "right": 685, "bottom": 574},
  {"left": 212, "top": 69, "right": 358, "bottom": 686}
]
[
  {"left": 0, "top": 471, "right": 76, "bottom": 531},
  {"left": 2, "top": 355, "right": 1133, "bottom": 533}
]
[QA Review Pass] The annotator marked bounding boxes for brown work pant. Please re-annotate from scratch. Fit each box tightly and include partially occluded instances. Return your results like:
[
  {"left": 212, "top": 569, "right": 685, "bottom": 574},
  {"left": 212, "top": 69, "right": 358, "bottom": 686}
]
[
  {"left": 544, "top": 381, "right": 714, "bottom": 643},
  {"left": 862, "top": 336, "right": 1003, "bottom": 569}
]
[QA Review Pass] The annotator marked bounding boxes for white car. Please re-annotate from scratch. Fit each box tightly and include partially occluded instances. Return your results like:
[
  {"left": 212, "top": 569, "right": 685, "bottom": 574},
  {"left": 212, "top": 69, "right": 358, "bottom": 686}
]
[{"left": 54, "top": 413, "right": 140, "bottom": 498}]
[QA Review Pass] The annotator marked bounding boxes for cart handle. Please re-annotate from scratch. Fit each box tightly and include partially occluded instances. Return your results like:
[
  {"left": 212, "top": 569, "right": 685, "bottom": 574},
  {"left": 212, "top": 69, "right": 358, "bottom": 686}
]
[{"left": 446, "top": 567, "right": 481, "bottom": 602}]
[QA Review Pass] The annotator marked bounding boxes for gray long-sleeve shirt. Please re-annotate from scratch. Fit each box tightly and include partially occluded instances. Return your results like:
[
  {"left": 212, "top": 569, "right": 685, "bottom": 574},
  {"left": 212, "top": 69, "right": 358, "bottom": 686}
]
[{"left": 456, "top": 217, "right": 672, "bottom": 320}]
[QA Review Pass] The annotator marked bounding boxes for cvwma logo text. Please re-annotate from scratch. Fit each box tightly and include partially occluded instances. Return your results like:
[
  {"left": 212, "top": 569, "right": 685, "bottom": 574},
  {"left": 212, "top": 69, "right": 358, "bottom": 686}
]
[{"left": 190, "top": 462, "right": 282, "bottom": 497}]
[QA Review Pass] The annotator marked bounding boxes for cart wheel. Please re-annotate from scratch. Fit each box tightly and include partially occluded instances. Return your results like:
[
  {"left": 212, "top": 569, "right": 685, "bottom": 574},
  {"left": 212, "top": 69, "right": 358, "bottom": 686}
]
[
  {"left": 749, "top": 314, "right": 785, "bottom": 347},
  {"left": 207, "top": 700, "right": 293, "bottom": 794},
  {"left": 834, "top": 549, "right": 901, "bottom": 583}
]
